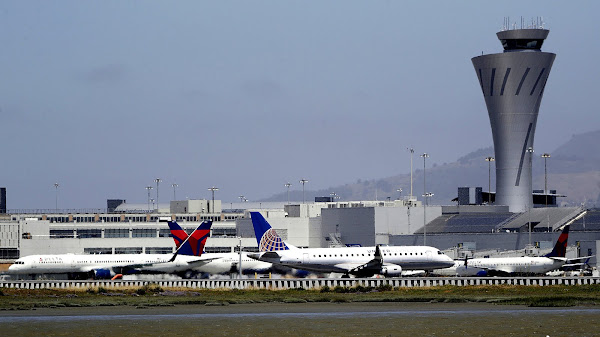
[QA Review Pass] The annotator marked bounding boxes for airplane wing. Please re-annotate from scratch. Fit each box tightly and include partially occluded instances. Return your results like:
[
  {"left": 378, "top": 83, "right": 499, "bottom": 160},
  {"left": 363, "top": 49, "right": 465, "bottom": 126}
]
[
  {"left": 248, "top": 251, "right": 282, "bottom": 261},
  {"left": 561, "top": 256, "right": 594, "bottom": 271},
  {"left": 345, "top": 245, "right": 385, "bottom": 277},
  {"left": 181, "top": 257, "right": 222, "bottom": 265}
]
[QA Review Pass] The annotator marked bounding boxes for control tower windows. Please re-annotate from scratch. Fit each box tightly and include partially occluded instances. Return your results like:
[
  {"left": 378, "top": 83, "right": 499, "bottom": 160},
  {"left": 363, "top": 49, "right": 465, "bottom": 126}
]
[{"left": 501, "top": 39, "right": 544, "bottom": 51}]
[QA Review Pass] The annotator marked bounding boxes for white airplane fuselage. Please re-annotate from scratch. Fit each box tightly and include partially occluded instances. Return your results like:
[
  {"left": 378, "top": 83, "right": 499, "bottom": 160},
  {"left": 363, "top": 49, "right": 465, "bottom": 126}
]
[
  {"left": 186, "top": 252, "right": 273, "bottom": 275},
  {"left": 456, "top": 256, "right": 567, "bottom": 276},
  {"left": 8, "top": 254, "right": 200, "bottom": 276},
  {"left": 255, "top": 245, "right": 454, "bottom": 274}
]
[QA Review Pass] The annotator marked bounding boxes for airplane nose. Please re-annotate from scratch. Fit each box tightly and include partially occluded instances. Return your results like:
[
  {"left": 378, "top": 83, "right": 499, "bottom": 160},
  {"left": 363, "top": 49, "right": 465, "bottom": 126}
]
[{"left": 442, "top": 256, "right": 455, "bottom": 267}]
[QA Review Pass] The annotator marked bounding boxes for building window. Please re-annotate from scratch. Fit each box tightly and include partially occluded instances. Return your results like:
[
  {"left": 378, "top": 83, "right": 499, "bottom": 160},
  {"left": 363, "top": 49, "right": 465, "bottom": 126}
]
[
  {"left": 212, "top": 228, "right": 237, "bottom": 237},
  {"left": 50, "top": 229, "right": 75, "bottom": 239},
  {"left": 0, "top": 248, "right": 19, "bottom": 259},
  {"left": 105, "top": 228, "right": 130, "bottom": 238},
  {"left": 49, "top": 217, "right": 69, "bottom": 223},
  {"left": 132, "top": 229, "right": 156, "bottom": 238},
  {"left": 115, "top": 247, "right": 143, "bottom": 254},
  {"left": 145, "top": 247, "right": 173, "bottom": 254},
  {"left": 77, "top": 229, "right": 102, "bottom": 239},
  {"left": 84, "top": 248, "right": 112, "bottom": 255},
  {"left": 204, "top": 247, "right": 232, "bottom": 253},
  {"left": 158, "top": 228, "right": 172, "bottom": 238}
]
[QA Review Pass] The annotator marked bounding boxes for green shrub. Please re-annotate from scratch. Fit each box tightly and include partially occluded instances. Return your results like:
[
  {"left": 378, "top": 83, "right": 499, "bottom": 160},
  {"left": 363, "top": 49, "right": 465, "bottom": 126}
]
[
  {"left": 320, "top": 285, "right": 331, "bottom": 293},
  {"left": 136, "top": 284, "right": 164, "bottom": 296},
  {"left": 376, "top": 284, "right": 393, "bottom": 292},
  {"left": 333, "top": 286, "right": 349, "bottom": 293}
]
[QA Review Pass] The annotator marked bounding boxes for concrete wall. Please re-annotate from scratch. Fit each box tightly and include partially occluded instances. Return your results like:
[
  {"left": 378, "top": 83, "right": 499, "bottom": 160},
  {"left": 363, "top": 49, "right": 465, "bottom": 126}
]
[{"left": 322, "top": 207, "right": 375, "bottom": 247}]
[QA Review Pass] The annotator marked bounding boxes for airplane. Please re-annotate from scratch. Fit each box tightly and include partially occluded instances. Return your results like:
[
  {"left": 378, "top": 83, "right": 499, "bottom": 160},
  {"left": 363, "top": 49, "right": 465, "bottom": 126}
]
[
  {"left": 155, "top": 221, "right": 274, "bottom": 278},
  {"left": 7, "top": 221, "right": 213, "bottom": 280},
  {"left": 454, "top": 224, "right": 575, "bottom": 276},
  {"left": 247, "top": 212, "right": 455, "bottom": 278}
]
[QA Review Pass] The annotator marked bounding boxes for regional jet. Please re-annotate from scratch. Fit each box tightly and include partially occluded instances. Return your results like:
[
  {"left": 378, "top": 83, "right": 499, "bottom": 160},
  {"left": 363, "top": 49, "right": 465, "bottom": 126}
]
[
  {"left": 454, "top": 224, "right": 578, "bottom": 276},
  {"left": 248, "top": 212, "right": 454, "bottom": 277},
  {"left": 8, "top": 221, "right": 213, "bottom": 280}
]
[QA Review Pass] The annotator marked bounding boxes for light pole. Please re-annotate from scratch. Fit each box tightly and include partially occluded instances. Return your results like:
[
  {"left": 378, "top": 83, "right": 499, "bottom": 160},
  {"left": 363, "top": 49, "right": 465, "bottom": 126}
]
[
  {"left": 422, "top": 192, "right": 434, "bottom": 246},
  {"left": 396, "top": 188, "right": 402, "bottom": 200},
  {"left": 154, "top": 178, "right": 161, "bottom": 211},
  {"left": 421, "top": 153, "right": 429, "bottom": 246},
  {"left": 542, "top": 153, "right": 551, "bottom": 207},
  {"left": 238, "top": 237, "right": 243, "bottom": 278},
  {"left": 208, "top": 187, "right": 219, "bottom": 213},
  {"left": 285, "top": 182, "right": 292, "bottom": 205},
  {"left": 485, "top": 157, "right": 495, "bottom": 204},
  {"left": 54, "top": 183, "right": 59, "bottom": 212},
  {"left": 408, "top": 148, "right": 414, "bottom": 198},
  {"left": 172, "top": 183, "right": 178, "bottom": 201},
  {"left": 299, "top": 179, "right": 308, "bottom": 204},
  {"left": 145, "top": 186, "right": 153, "bottom": 212},
  {"left": 527, "top": 147, "right": 535, "bottom": 208}
]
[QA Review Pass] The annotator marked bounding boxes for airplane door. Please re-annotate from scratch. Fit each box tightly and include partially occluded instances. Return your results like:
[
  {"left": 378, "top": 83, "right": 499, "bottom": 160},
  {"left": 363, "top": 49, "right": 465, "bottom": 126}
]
[
  {"left": 303, "top": 253, "right": 309, "bottom": 264},
  {"left": 426, "top": 250, "right": 432, "bottom": 261}
]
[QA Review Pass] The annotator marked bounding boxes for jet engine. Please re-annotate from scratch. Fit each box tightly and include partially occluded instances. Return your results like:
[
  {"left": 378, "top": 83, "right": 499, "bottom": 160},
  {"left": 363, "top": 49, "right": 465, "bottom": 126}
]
[
  {"left": 92, "top": 268, "right": 115, "bottom": 279},
  {"left": 380, "top": 264, "right": 402, "bottom": 277}
]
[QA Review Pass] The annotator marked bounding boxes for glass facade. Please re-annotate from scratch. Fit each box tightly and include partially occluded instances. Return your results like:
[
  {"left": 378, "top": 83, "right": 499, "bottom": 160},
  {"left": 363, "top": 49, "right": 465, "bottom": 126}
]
[{"left": 105, "top": 228, "right": 129, "bottom": 238}]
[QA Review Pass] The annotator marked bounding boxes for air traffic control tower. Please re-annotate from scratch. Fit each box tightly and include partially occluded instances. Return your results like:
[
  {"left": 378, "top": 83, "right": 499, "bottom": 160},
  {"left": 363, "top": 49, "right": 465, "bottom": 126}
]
[{"left": 472, "top": 25, "right": 555, "bottom": 213}]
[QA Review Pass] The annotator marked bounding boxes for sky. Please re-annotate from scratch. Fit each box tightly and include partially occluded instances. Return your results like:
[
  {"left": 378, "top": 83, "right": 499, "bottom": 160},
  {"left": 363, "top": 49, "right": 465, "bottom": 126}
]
[{"left": 1, "top": 1, "right": 599, "bottom": 210}]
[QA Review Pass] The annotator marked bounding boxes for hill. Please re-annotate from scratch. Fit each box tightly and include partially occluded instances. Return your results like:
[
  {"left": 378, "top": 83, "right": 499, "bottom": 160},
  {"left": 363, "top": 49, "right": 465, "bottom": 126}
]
[{"left": 262, "top": 130, "right": 600, "bottom": 207}]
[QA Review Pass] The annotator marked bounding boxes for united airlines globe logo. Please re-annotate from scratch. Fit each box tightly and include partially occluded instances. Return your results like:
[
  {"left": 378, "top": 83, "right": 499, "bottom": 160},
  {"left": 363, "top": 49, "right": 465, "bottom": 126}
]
[{"left": 259, "top": 229, "right": 288, "bottom": 251}]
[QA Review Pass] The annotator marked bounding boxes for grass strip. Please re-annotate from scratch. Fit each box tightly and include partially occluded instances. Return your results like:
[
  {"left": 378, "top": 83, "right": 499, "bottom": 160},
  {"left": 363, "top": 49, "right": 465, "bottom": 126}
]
[{"left": 1, "top": 284, "right": 600, "bottom": 309}]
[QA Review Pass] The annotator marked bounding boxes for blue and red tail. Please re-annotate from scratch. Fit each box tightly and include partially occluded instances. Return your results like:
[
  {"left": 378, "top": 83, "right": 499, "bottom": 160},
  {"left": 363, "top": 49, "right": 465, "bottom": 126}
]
[
  {"left": 250, "top": 212, "right": 290, "bottom": 252},
  {"left": 168, "top": 221, "right": 189, "bottom": 250},
  {"left": 168, "top": 221, "right": 212, "bottom": 256},
  {"left": 545, "top": 224, "right": 570, "bottom": 258}
]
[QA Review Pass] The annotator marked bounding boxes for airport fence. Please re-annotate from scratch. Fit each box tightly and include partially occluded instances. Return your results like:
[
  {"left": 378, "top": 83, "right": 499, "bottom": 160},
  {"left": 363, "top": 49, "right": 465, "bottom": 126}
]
[{"left": 1, "top": 277, "right": 600, "bottom": 290}]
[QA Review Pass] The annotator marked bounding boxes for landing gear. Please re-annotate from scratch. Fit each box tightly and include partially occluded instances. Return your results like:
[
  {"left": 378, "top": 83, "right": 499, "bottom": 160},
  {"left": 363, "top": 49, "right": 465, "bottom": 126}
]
[{"left": 177, "top": 270, "right": 198, "bottom": 279}]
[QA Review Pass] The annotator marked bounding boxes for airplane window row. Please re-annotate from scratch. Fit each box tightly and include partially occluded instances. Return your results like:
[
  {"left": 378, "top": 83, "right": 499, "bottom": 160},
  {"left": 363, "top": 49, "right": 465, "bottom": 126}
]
[{"left": 311, "top": 252, "right": 424, "bottom": 258}]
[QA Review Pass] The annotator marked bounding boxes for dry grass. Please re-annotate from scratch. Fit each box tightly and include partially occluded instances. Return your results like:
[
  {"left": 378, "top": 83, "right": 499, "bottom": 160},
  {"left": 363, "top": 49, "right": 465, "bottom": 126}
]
[{"left": 1, "top": 284, "right": 599, "bottom": 309}]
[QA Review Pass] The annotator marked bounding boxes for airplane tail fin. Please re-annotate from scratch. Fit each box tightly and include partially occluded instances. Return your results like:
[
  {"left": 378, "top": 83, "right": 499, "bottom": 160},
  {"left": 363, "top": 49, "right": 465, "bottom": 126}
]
[
  {"left": 168, "top": 221, "right": 188, "bottom": 249},
  {"left": 169, "top": 221, "right": 212, "bottom": 257},
  {"left": 250, "top": 212, "right": 293, "bottom": 251},
  {"left": 545, "top": 224, "right": 570, "bottom": 258}
]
